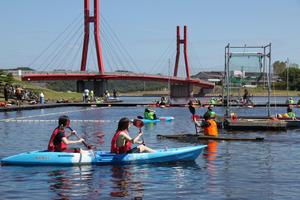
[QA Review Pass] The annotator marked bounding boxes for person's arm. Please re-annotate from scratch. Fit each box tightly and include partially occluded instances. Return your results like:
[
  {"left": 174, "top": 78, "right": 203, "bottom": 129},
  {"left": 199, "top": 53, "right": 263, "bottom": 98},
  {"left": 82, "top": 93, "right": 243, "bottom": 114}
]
[
  {"left": 60, "top": 130, "right": 84, "bottom": 145},
  {"left": 62, "top": 137, "right": 84, "bottom": 145},
  {"left": 194, "top": 119, "right": 201, "bottom": 127},
  {"left": 120, "top": 132, "right": 143, "bottom": 145},
  {"left": 64, "top": 130, "right": 76, "bottom": 139},
  {"left": 201, "top": 120, "right": 211, "bottom": 128}
]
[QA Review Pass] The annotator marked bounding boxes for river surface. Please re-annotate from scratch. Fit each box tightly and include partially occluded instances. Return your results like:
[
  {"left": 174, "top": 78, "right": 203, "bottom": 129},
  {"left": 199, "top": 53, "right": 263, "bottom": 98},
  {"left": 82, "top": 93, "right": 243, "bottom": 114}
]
[{"left": 1, "top": 97, "right": 300, "bottom": 199}]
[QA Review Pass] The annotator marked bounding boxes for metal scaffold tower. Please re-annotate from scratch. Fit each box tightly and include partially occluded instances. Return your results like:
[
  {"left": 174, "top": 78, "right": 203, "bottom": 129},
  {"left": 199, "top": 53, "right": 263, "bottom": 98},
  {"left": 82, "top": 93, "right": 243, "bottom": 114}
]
[{"left": 224, "top": 43, "right": 272, "bottom": 117}]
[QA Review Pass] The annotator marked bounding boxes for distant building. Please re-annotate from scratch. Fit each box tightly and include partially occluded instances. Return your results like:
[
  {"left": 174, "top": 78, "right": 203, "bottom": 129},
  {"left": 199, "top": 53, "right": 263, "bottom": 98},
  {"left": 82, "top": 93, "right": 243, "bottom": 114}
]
[{"left": 192, "top": 71, "right": 278, "bottom": 86}]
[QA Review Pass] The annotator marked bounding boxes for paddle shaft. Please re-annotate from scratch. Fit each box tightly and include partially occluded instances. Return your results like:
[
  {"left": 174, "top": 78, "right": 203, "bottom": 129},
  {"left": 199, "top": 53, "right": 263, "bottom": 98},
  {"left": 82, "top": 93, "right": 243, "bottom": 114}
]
[
  {"left": 133, "top": 119, "right": 145, "bottom": 145},
  {"left": 139, "top": 127, "right": 145, "bottom": 145},
  {"left": 68, "top": 127, "right": 90, "bottom": 149}
]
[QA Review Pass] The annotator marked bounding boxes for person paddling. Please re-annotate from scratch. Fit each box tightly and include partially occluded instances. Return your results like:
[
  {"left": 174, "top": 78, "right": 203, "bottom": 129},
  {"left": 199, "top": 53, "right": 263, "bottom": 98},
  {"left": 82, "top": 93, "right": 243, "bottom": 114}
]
[
  {"left": 47, "top": 115, "right": 85, "bottom": 152},
  {"left": 194, "top": 113, "right": 218, "bottom": 137},
  {"left": 287, "top": 105, "right": 296, "bottom": 119},
  {"left": 111, "top": 117, "right": 155, "bottom": 154},
  {"left": 144, "top": 108, "right": 158, "bottom": 120},
  {"left": 205, "top": 105, "right": 216, "bottom": 118}
]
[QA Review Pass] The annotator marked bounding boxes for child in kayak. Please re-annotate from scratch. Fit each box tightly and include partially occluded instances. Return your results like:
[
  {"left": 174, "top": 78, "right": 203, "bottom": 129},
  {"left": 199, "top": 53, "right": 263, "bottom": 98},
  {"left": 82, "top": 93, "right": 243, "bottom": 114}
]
[
  {"left": 48, "top": 115, "right": 85, "bottom": 152},
  {"left": 111, "top": 117, "right": 155, "bottom": 154},
  {"left": 144, "top": 108, "right": 158, "bottom": 120},
  {"left": 194, "top": 113, "right": 218, "bottom": 137}
]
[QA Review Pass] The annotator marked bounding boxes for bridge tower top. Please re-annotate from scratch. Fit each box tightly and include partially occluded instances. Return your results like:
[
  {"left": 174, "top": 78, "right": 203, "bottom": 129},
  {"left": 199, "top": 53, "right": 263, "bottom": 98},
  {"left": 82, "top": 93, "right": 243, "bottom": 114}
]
[
  {"left": 81, "top": 0, "right": 104, "bottom": 74},
  {"left": 174, "top": 25, "right": 190, "bottom": 80}
]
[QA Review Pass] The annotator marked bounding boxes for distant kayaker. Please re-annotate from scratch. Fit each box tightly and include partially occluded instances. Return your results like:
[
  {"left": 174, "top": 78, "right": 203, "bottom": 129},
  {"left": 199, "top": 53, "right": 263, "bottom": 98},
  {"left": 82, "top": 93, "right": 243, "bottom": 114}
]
[
  {"left": 111, "top": 117, "right": 155, "bottom": 154},
  {"left": 205, "top": 105, "right": 216, "bottom": 118},
  {"left": 287, "top": 106, "right": 296, "bottom": 119},
  {"left": 144, "top": 108, "right": 158, "bottom": 120},
  {"left": 194, "top": 113, "right": 218, "bottom": 137},
  {"left": 159, "top": 96, "right": 168, "bottom": 106},
  {"left": 286, "top": 97, "right": 295, "bottom": 105},
  {"left": 47, "top": 115, "right": 85, "bottom": 152}
]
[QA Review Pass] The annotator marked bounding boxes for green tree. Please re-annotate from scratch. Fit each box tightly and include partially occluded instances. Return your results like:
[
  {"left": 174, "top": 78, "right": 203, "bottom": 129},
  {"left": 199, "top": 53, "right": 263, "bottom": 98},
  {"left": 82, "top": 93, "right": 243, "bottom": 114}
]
[
  {"left": 6, "top": 73, "right": 14, "bottom": 84},
  {"left": 273, "top": 61, "right": 286, "bottom": 74},
  {"left": 279, "top": 67, "right": 300, "bottom": 90}
]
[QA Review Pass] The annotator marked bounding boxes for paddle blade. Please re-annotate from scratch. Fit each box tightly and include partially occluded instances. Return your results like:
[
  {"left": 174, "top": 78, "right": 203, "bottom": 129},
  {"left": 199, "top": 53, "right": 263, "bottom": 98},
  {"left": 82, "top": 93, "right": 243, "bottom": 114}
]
[
  {"left": 133, "top": 119, "right": 144, "bottom": 128},
  {"left": 188, "top": 105, "right": 196, "bottom": 115}
]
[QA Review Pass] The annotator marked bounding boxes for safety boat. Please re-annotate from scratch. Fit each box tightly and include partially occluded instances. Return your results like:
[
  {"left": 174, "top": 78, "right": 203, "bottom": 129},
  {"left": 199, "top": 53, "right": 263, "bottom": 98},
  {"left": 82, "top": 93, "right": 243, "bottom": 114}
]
[{"left": 1, "top": 145, "right": 206, "bottom": 166}]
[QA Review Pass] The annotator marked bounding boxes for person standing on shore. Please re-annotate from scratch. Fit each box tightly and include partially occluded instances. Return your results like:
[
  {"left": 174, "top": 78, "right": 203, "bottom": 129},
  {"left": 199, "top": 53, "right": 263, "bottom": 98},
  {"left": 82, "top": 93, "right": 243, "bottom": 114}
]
[
  {"left": 113, "top": 89, "right": 117, "bottom": 98},
  {"left": 4, "top": 84, "right": 8, "bottom": 102}
]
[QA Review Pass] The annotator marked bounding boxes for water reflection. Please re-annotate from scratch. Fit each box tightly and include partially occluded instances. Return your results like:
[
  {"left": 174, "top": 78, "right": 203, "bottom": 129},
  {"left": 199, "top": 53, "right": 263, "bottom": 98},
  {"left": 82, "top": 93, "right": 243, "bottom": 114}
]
[
  {"left": 48, "top": 169, "right": 72, "bottom": 200},
  {"left": 203, "top": 140, "right": 218, "bottom": 192},
  {"left": 110, "top": 165, "right": 144, "bottom": 199},
  {"left": 48, "top": 166, "right": 94, "bottom": 200}
]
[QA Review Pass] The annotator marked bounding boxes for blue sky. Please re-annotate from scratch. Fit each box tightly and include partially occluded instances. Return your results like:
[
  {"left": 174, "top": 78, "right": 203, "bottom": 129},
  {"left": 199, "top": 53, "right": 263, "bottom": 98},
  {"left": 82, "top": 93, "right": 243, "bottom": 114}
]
[{"left": 0, "top": 0, "right": 300, "bottom": 76}]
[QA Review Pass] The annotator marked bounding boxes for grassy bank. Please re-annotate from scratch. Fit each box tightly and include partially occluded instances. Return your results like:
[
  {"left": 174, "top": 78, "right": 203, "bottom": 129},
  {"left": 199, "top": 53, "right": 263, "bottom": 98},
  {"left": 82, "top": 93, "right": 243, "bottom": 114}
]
[{"left": 1, "top": 79, "right": 299, "bottom": 103}]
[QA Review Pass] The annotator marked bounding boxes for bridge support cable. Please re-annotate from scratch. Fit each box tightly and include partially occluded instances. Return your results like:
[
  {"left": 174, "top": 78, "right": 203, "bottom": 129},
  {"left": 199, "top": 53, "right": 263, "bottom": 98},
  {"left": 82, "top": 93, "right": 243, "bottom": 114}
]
[
  {"left": 100, "top": 29, "right": 122, "bottom": 72},
  {"left": 101, "top": 14, "right": 139, "bottom": 73},
  {"left": 44, "top": 23, "right": 83, "bottom": 71},
  {"left": 27, "top": 13, "right": 82, "bottom": 71},
  {"left": 187, "top": 41, "right": 205, "bottom": 76},
  {"left": 150, "top": 39, "right": 176, "bottom": 75},
  {"left": 100, "top": 28, "right": 127, "bottom": 72},
  {"left": 57, "top": 31, "right": 84, "bottom": 70},
  {"left": 69, "top": 34, "right": 84, "bottom": 71}
]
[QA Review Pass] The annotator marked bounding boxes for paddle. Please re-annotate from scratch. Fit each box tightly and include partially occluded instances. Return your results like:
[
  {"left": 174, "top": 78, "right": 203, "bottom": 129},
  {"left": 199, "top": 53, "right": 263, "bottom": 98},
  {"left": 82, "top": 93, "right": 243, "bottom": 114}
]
[
  {"left": 188, "top": 103, "right": 201, "bottom": 134},
  {"left": 133, "top": 118, "right": 145, "bottom": 145},
  {"left": 68, "top": 127, "right": 93, "bottom": 150}
]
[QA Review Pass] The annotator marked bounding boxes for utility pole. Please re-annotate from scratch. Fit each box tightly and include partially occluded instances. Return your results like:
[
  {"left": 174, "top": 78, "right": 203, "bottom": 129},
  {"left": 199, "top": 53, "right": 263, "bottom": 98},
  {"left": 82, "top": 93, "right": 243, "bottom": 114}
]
[{"left": 286, "top": 58, "right": 289, "bottom": 97}]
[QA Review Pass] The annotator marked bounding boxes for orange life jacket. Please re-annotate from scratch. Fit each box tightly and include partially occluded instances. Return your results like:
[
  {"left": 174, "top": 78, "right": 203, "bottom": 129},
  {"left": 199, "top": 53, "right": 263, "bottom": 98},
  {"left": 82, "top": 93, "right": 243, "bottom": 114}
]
[
  {"left": 111, "top": 130, "right": 132, "bottom": 154},
  {"left": 204, "top": 119, "right": 218, "bottom": 136},
  {"left": 47, "top": 127, "right": 68, "bottom": 152}
]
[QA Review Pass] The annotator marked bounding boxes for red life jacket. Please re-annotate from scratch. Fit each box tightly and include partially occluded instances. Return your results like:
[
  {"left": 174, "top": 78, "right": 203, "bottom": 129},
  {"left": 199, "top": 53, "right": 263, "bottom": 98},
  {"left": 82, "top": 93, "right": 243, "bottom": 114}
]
[
  {"left": 47, "top": 127, "right": 68, "bottom": 152},
  {"left": 111, "top": 130, "right": 132, "bottom": 154}
]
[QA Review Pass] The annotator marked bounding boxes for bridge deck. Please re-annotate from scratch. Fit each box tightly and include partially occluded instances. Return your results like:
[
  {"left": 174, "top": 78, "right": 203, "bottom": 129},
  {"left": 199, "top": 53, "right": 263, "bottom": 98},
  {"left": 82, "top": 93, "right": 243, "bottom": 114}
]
[{"left": 21, "top": 73, "right": 214, "bottom": 88}]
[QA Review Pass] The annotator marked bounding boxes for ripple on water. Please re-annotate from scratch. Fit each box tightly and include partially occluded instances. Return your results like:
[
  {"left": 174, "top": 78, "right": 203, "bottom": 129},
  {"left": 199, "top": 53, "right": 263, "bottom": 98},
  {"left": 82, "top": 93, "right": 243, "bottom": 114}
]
[{"left": 1, "top": 106, "right": 300, "bottom": 199}]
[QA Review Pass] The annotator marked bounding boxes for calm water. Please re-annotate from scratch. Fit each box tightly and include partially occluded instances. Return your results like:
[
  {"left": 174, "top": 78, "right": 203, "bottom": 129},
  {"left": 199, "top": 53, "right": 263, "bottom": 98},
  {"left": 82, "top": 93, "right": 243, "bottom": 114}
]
[{"left": 1, "top": 100, "right": 300, "bottom": 199}]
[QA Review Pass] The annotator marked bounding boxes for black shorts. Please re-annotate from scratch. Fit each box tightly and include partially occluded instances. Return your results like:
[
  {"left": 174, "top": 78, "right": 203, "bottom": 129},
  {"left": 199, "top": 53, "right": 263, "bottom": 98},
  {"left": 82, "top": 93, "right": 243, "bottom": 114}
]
[{"left": 126, "top": 147, "right": 139, "bottom": 153}]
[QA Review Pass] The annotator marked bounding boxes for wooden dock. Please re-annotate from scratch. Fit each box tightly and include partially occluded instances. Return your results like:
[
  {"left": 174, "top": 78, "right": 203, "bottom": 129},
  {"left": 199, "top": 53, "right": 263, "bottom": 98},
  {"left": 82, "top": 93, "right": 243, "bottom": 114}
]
[{"left": 223, "top": 119, "right": 287, "bottom": 131}]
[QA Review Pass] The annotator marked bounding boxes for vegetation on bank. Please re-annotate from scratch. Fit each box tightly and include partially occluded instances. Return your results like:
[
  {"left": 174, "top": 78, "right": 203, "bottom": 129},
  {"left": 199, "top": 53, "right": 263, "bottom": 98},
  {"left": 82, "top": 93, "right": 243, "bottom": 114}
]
[
  {"left": 1, "top": 59, "right": 300, "bottom": 102},
  {"left": 0, "top": 70, "right": 82, "bottom": 102}
]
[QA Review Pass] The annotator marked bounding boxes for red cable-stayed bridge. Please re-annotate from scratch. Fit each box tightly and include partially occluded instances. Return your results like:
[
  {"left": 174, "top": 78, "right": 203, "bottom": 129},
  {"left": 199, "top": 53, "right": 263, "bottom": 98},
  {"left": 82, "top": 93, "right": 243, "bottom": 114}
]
[
  {"left": 22, "top": 71, "right": 213, "bottom": 88},
  {"left": 22, "top": 0, "right": 214, "bottom": 97}
]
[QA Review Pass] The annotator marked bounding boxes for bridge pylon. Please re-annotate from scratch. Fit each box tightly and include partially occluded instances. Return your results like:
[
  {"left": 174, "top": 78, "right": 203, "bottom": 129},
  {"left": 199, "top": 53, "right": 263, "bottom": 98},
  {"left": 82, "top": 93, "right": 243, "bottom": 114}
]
[
  {"left": 78, "top": 0, "right": 106, "bottom": 97},
  {"left": 171, "top": 25, "right": 193, "bottom": 98},
  {"left": 174, "top": 25, "right": 190, "bottom": 79},
  {"left": 81, "top": 0, "right": 104, "bottom": 74}
]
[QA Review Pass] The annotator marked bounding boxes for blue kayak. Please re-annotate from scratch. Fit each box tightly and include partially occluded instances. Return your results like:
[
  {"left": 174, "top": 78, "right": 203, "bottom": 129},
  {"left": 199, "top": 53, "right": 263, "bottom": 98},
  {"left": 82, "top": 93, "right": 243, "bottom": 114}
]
[
  {"left": 141, "top": 116, "right": 174, "bottom": 123},
  {"left": 1, "top": 145, "right": 206, "bottom": 166}
]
